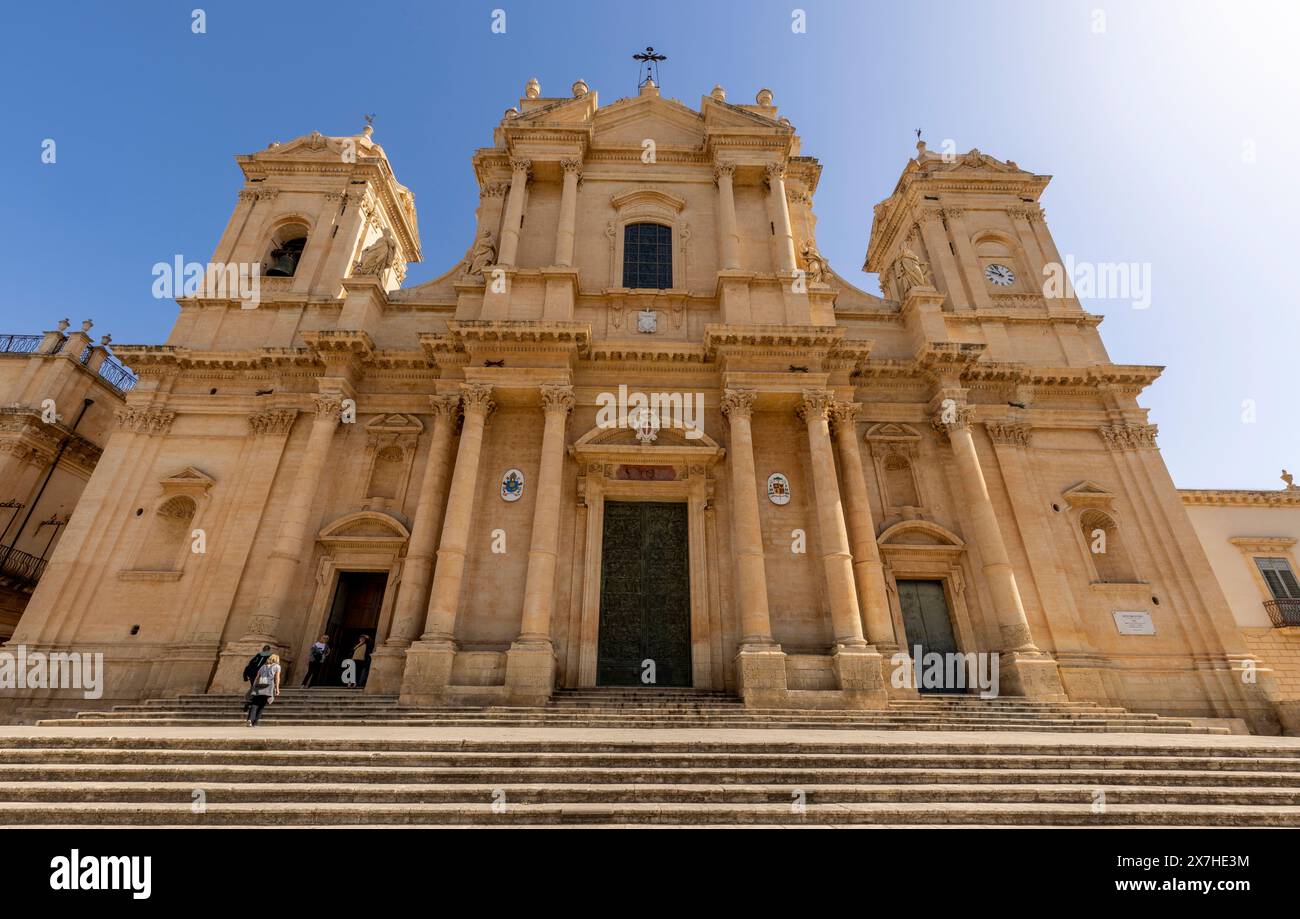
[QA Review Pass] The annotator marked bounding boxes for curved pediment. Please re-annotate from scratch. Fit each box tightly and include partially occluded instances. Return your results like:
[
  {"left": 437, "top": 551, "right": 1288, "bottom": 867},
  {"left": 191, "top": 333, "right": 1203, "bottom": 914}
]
[
  {"left": 317, "top": 511, "right": 410, "bottom": 545},
  {"left": 878, "top": 519, "right": 965, "bottom": 549},
  {"left": 574, "top": 424, "right": 720, "bottom": 451}
]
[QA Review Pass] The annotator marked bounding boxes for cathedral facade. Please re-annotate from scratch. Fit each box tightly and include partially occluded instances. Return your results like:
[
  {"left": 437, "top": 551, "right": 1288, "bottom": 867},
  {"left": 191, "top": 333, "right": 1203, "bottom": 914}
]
[{"left": 5, "top": 77, "right": 1283, "bottom": 730}]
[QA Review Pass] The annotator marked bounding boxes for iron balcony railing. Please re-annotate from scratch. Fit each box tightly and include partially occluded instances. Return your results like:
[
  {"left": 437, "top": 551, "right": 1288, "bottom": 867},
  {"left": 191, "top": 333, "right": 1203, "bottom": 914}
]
[
  {"left": 0, "top": 546, "right": 47, "bottom": 587},
  {"left": 0, "top": 334, "right": 43, "bottom": 355},
  {"left": 1264, "top": 599, "right": 1300, "bottom": 628},
  {"left": 4, "top": 332, "right": 136, "bottom": 394}
]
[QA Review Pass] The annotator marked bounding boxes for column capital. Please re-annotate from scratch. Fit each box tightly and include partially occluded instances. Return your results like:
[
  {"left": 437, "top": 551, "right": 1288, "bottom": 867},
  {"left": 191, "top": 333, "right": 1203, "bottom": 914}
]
[
  {"left": 460, "top": 383, "right": 496, "bottom": 418},
  {"left": 509, "top": 156, "right": 532, "bottom": 174},
  {"left": 539, "top": 383, "right": 576, "bottom": 415},
  {"left": 796, "top": 389, "right": 835, "bottom": 425},
  {"left": 311, "top": 394, "right": 344, "bottom": 422},
  {"left": 720, "top": 388, "right": 756, "bottom": 419},
  {"left": 986, "top": 420, "right": 1032, "bottom": 447},
  {"left": 827, "top": 401, "right": 861, "bottom": 433},
  {"left": 713, "top": 161, "right": 736, "bottom": 182},
  {"left": 429, "top": 393, "right": 462, "bottom": 422},
  {"left": 930, "top": 402, "right": 975, "bottom": 440},
  {"left": 764, "top": 161, "right": 786, "bottom": 182},
  {"left": 1099, "top": 422, "right": 1158, "bottom": 450},
  {"left": 247, "top": 409, "right": 297, "bottom": 436},
  {"left": 114, "top": 407, "right": 176, "bottom": 436},
  {"left": 559, "top": 157, "right": 583, "bottom": 176}
]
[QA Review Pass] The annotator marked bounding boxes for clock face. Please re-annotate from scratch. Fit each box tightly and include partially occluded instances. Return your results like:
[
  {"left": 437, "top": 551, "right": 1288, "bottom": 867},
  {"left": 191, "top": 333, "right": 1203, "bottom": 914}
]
[{"left": 985, "top": 263, "right": 1015, "bottom": 287}]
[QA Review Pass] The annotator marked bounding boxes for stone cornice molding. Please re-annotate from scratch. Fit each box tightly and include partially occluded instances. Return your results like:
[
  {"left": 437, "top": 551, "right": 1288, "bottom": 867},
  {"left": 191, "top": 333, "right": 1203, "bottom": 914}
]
[
  {"left": 1228, "top": 536, "right": 1298, "bottom": 552},
  {"left": 1180, "top": 489, "right": 1300, "bottom": 508}
]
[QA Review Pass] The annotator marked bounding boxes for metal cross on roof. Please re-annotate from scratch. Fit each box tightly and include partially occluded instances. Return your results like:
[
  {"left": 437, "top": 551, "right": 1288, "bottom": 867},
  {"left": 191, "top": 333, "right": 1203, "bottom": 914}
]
[{"left": 633, "top": 46, "right": 667, "bottom": 88}]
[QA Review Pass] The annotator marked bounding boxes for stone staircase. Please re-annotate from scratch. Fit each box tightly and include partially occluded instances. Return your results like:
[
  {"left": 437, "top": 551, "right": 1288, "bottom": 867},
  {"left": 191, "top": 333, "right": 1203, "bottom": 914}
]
[
  {"left": 36, "top": 687, "right": 1233, "bottom": 734},
  {"left": 1, "top": 732, "right": 1298, "bottom": 826}
]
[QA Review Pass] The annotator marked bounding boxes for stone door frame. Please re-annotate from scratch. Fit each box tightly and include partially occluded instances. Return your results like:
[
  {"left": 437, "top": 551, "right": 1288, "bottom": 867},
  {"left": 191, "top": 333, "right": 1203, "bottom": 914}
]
[
  {"left": 297, "top": 511, "right": 409, "bottom": 676},
  {"left": 570, "top": 428, "right": 725, "bottom": 689},
  {"left": 877, "top": 520, "right": 978, "bottom": 658}
]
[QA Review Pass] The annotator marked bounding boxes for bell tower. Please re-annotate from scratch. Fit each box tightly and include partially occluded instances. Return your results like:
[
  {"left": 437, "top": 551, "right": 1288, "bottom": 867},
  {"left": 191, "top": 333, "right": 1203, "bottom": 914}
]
[
  {"left": 207, "top": 124, "right": 421, "bottom": 306},
  {"left": 865, "top": 142, "right": 1108, "bottom": 365}
]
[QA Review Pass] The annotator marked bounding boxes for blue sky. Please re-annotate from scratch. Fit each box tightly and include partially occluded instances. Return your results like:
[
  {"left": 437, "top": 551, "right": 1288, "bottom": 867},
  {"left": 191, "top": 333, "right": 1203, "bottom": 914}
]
[{"left": 1, "top": 0, "right": 1295, "bottom": 489}]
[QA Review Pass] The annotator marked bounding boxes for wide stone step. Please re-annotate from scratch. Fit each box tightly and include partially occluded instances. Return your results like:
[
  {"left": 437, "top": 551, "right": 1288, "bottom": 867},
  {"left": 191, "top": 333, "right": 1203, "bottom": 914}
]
[
  {"left": 1, "top": 779, "right": 1296, "bottom": 808},
  {"left": 2, "top": 799, "right": 1297, "bottom": 827},
  {"left": 6, "top": 762, "right": 1300, "bottom": 788}
]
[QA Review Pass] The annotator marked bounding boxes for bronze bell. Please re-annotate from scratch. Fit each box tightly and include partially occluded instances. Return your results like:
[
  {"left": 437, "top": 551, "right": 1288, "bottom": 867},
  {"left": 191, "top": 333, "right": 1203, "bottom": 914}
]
[{"left": 265, "top": 250, "right": 298, "bottom": 277}]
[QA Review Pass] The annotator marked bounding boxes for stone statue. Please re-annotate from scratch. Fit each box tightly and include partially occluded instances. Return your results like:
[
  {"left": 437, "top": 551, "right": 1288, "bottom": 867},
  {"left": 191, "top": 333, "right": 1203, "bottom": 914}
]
[
  {"left": 896, "top": 245, "right": 932, "bottom": 294},
  {"left": 1284, "top": 469, "right": 1296, "bottom": 490},
  {"left": 354, "top": 227, "right": 397, "bottom": 277},
  {"left": 800, "top": 239, "right": 829, "bottom": 284},
  {"left": 464, "top": 229, "right": 497, "bottom": 278}
]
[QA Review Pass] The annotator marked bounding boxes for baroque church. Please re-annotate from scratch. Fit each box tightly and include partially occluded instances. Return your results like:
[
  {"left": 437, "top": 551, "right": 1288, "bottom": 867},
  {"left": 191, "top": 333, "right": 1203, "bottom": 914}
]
[{"left": 4, "top": 76, "right": 1283, "bottom": 732}]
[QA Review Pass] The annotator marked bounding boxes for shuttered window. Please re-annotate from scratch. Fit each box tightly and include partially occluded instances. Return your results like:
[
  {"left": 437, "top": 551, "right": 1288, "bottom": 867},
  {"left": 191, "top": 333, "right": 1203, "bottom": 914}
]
[{"left": 1255, "top": 557, "right": 1300, "bottom": 599}]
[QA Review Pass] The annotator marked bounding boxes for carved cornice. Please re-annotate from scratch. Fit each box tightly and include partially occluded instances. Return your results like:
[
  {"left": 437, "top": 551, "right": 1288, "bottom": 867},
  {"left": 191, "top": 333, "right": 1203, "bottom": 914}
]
[
  {"left": 1180, "top": 489, "right": 1300, "bottom": 508},
  {"left": 1099, "top": 422, "right": 1158, "bottom": 450},
  {"left": 720, "top": 388, "right": 756, "bottom": 420}
]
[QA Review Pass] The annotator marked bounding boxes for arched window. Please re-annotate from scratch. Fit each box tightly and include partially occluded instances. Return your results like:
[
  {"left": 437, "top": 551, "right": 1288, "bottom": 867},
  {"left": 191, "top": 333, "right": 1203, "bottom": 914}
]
[
  {"left": 265, "top": 223, "right": 309, "bottom": 277},
  {"left": 1079, "top": 510, "right": 1137, "bottom": 583},
  {"left": 884, "top": 453, "right": 920, "bottom": 508},
  {"left": 136, "top": 495, "right": 197, "bottom": 571},
  {"left": 623, "top": 223, "right": 672, "bottom": 289}
]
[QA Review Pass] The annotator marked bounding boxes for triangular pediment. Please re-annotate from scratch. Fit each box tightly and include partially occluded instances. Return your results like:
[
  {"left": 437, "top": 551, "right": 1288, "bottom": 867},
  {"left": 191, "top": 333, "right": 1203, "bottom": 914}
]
[
  {"left": 865, "top": 422, "right": 921, "bottom": 441},
  {"left": 700, "top": 96, "right": 788, "bottom": 131},
  {"left": 594, "top": 95, "right": 706, "bottom": 147},
  {"left": 364, "top": 412, "right": 423, "bottom": 434},
  {"left": 1062, "top": 480, "right": 1117, "bottom": 509}
]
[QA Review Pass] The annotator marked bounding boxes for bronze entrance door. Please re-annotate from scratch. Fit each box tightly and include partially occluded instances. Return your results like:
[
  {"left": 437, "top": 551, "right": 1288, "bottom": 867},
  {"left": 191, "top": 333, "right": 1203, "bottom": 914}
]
[
  {"left": 597, "top": 501, "right": 692, "bottom": 687},
  {"left": 896, "top": 579, "right": 962, "bottom": 693}
]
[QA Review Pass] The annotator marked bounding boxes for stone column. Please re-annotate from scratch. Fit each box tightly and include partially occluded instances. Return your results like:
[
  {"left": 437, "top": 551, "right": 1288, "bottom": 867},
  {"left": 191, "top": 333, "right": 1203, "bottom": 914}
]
[
  {"left": 506, "top": 383, "right": 575, "bottom": 702},
  {"left": 829, "top": 402, "right": 896, "bottom": 651},
  {"left": 367, "top": 393, "right": 461, "bottom": 694},
  {"left": 798, "top": 391, "right": 867, "bottom": 648},
  {"left": 765, "top": 162, "right": 797, "bottom": 274},
  {"left": 933, "top": 402, "right": 1064, "bottom": 699},
  {"left": 243, "top": 395, "right": 341, "bottom": 642},
  {"left": 553, "top": 159, "right": 581, "bottom": 267},
  {"left": 800, "top": 391, "right": 886, "bottom": 708},
  {"left": 497, "top": 157, "right": 531, "bottom": 268},
  {"left": 714, "top": 163, "right": 741, "bottom": 271},
  {"left": 399, "top": 384, "right": 494, "bottom": 704},
  {"left": 720, "top": 389, "right": 787, "bottom": 706}
]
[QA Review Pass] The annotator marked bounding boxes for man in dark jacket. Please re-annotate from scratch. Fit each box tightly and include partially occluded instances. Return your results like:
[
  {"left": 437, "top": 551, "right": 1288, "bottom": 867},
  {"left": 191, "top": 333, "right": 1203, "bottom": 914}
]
[{"left": 241, "top": 645, "right": 272, "bottom": 710}]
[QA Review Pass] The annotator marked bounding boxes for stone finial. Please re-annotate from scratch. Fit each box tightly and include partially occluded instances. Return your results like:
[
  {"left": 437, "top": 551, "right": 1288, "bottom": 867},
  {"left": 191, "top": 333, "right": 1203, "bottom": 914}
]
[
  {"left": 710, "top": 85, "right": 726, "bottom": 102},
  {"left": 571, "top": 79, "right": 589, "bottom": 97},
  {"left": 639, "top": 78, "right": 658, "bottom": 96},
  {"left": 81, "top": 319, "right": 93, "bottom": 333},
  {"left": 525, "top": 77, "right": 541, "bottom": 99},
  {"left": 755, "top": 88, "right": 774, "bottom": 106},
  {"left": 57, "top": 318, "right": 69, "bottom": 332},
  {"left": 504, "top": 107, "right": 519, "bottom": 119},
  {"left": 100, "top": 334, "right": 112, "bottom": 347}
]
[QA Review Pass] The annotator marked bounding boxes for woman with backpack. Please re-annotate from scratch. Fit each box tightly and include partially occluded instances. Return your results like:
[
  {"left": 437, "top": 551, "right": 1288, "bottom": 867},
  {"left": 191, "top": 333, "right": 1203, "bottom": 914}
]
[
  {"left": 247, "top": 654, "right": 281, "bottom": 727},
  {"left": 301, "top": 635, "right": 330, "bottom": 688}
]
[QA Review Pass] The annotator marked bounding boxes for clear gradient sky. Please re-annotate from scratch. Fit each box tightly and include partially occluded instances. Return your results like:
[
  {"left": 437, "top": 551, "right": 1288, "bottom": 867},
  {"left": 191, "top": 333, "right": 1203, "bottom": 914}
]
[{"left": 1, "top": 0, "right": 1295, "bottom": 490}]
